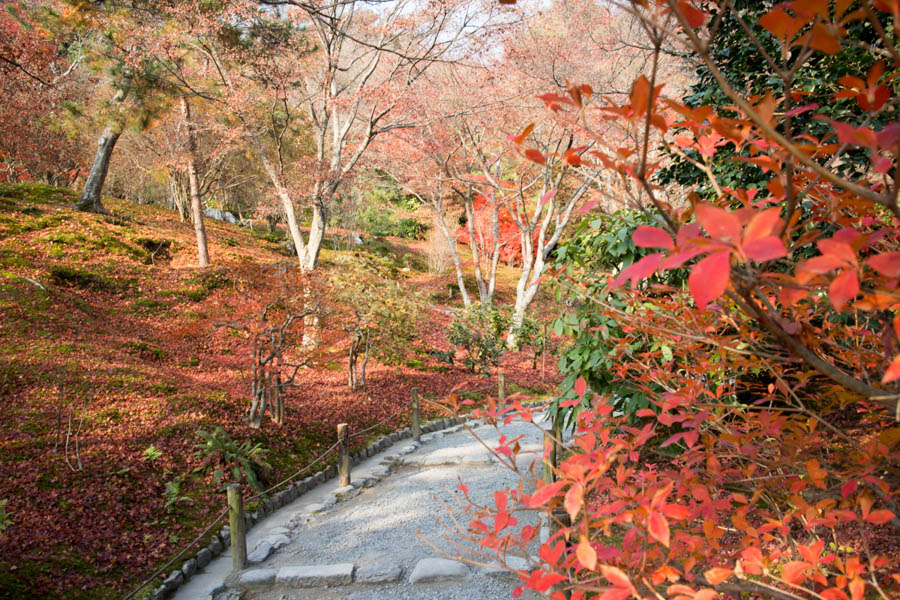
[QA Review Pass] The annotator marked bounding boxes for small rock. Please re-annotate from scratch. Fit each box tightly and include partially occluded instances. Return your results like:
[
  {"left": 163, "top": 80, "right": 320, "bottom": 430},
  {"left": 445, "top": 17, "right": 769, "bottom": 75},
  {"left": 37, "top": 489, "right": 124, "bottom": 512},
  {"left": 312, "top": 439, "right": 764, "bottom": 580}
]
[
  {"left": 398, "top": 445, "right": 417, "bottom": 455},
  {"left": 239, "top": 568, "right": 277, "bottom": 587},
  {"left": 335, "top": 484, "right": 355, "bottom": 495},
  {"left": 162, "top": 569, "right": 184, "bottom": 592},
  {"left": 370, "top": 465, "right": 391, "bottom": 478},
  {"left": 303, "top": 503, "right": 327, "bottom": 514},
  {"left": 356, "top": 563, "right": 403, "bottom": 583},
  {"left": 248, "top": 541, "right": 274, "bottom": 564},
  {"left": 409, "top": 558, "right": 469, "bottom": 583},
  {"left": 203, "top": 581, "right": 226, "bottom": 596},
  {"left": 181, "top": 557, "right": 198, "bottom": 578},
  {"left": 208, "top": 537, "right": 224, "bottom": 556},
  {"left": 267, "top": 526, "right": 290, "bottom": 537},
  {"left": 275, "top": 563, "right": 354, "bottom": 587},
  {"left": 360, "top": 475, "right": 379, "bottom": 488},
  {"left": 196, "top": 547, "right": 212, "bottom": 569}
]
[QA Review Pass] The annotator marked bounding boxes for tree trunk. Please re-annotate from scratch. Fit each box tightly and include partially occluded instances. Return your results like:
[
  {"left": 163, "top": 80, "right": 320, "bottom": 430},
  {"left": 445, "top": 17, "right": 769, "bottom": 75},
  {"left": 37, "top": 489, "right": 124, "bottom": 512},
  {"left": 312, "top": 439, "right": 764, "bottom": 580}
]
[
  {"left": 464, "top": 196, "right": 489, "bottom": 303},
  {"left": 303, "top": 200, "right": 328, "bottom": 272},
  {"left": 181, "top": 97, "right": 210, "bottom": 267},
  {"left": 253, "top": 133, "right": 309, "bottom": 268},
  {"left": 77, "top": 123, "right": 122, "bottom": 213},
  {"left": 506, "top": 227, "right": 541, "bottom": 348},
  {"left": 360, "top": 329, "right": 370, "bottom": 388},
  {"left": 348, "top": 337, "right": 358, "bottom": 389},
  {"left": 169, "top": 180, "right": 187, "bottom": 222},
  {"left": 434, "top": 209, "right": 471, "bottom": 307}
]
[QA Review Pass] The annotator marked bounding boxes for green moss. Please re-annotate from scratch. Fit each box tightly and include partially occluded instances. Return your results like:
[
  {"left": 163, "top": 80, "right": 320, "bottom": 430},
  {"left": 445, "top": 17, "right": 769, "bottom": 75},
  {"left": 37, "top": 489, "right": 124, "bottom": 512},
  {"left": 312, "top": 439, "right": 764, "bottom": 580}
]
[
  {"left": 133, "top": 237, "right": 172, "bottom": 262},
  {"left": 0, "top": 249, "right": 32, "bottom": 268},
  {"left": 125, "top": 340, "right": 168, "bottom": 361},
  {"left": 49, "top": 266, "right": 115, "bottom": 291},
  {"left": 258, "top": 231, "right": 286, "bottom": 244},
  {"left": 132, "top": 298, "right": 167, "bottom": 311},
  {"left": 2, "top": 214, "right": 68, "bottom": 236},
  {"left": 0, "top": 182, "right": 78, "bottom": 205},
  {"left": 150, "top": 382, "right": 177, "bottom": 395},
  {"left": 95, "top": 406, "right": 122, "bottom": 423},
  {"left": 182, "top": 288, "right": 207, "bottom": 302},
  {"left": 55, "top": 342, "right": 76, "bottom": 355},
  {"left": 41, "top": 229, "right": 147, "bottom": 262}
]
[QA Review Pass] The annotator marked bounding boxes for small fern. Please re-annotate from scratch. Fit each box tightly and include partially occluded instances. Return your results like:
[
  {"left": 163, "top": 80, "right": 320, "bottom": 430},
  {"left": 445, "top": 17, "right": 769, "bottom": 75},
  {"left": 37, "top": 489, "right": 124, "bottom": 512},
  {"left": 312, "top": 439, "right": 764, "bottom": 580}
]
[
  {"left": 163, "top": 477, "right": 192, "bottom": 513},
  {"left": 194, "top": 427, "right": 271, "bottom": 490}
]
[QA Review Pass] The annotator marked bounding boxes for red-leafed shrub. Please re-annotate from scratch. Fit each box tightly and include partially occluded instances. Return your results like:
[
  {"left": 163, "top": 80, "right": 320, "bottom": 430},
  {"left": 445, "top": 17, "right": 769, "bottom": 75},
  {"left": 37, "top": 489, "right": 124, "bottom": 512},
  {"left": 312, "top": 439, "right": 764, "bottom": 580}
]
[{"left": 456, "top": 2, "right": 900, "bottom": 600}]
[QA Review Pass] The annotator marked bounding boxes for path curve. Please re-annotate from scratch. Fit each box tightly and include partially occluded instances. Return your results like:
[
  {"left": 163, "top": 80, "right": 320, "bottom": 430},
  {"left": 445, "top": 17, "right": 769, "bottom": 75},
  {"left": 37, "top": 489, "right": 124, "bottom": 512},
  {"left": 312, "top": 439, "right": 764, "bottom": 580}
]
[{"left": 172, "top": 414, "right": 550, "bottom": 600}]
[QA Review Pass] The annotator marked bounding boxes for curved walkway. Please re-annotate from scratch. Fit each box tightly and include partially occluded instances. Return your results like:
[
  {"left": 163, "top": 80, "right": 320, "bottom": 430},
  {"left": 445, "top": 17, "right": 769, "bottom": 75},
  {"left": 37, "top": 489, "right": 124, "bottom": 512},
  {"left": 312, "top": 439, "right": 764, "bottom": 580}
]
[{"left": 173, "top": 414, "right": 549, "bottom": 600}]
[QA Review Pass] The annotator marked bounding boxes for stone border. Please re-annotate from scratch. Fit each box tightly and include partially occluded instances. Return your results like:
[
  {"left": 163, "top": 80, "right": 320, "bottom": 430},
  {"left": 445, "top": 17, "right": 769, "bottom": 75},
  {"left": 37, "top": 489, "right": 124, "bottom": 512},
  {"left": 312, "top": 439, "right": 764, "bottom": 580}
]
[{"left": 150, "top": 415, "right": 471, "bottom": 600}]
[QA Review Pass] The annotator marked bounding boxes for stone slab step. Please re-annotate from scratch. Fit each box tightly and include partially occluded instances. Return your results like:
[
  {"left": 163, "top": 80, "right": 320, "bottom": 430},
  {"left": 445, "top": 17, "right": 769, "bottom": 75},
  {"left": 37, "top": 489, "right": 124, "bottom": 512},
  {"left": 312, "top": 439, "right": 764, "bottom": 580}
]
[
  {"left": 276, "top": 563, "right": 355, "bottom": 587},
  {"left": 409, "top": 558, "right": 469, "bottom": 583}
]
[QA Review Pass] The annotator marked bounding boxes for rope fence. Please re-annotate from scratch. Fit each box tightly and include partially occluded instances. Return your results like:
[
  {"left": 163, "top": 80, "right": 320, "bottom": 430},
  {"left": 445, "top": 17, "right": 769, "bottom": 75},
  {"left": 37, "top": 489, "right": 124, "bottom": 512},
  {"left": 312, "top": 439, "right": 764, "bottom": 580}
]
[
  {"left": 121, "top": 508, "right": 229, "bottom": 600},
  {"left": 119, "top": 374, "right": 509, "bottom": 600}
]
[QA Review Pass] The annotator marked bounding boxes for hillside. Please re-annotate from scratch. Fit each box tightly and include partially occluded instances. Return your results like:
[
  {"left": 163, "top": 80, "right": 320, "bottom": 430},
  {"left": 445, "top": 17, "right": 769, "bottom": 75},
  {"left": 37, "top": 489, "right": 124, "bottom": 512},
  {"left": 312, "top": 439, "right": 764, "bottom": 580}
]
[{"left": 0, "top": 183, "right": 559, "bottom": 599}]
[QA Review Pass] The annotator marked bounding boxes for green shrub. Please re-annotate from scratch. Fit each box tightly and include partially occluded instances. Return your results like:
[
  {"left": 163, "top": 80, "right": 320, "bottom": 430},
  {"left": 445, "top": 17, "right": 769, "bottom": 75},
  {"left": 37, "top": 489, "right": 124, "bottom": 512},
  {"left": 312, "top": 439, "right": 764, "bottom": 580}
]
[
  {"left": 514, "top": 316, "right": 548, "bottom": 368},
  {"left": 360, "top": 207, "right": 428, "bottom": 240},
  {"left": 448, "top": 305, "right": 509, "bottom": 374}
]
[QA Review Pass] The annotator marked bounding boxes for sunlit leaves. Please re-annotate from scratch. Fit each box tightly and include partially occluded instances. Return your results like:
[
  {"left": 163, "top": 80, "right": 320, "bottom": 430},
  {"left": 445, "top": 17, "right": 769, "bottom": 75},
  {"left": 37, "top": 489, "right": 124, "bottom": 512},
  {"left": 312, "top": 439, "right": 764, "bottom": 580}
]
[
  {"left": 695, "top": 204, "right": 741, "bottom": 244},
  {"left": 633, "top": 226, "right": 674, "bottom": 250},
  {"left": 828, "top": 269, "right": 859, "bottom": 311},
  {"left": 576, "top": 538, "right": 597, "bottom": 570},
  {"left": 688, "top": 251, "right": 730, "bottom": 311},
  {"left": 647, "top": 511, "right": 670, "bottom": 547}
]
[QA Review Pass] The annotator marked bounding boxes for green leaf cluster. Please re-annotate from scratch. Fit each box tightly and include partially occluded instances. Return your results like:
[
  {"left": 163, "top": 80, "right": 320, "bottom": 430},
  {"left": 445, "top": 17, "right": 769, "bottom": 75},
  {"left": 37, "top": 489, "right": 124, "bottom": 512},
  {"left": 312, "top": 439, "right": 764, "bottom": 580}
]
[
  {"left": 194, "top": 427, "right": 271, "bottom": 490},
  {"left": 448, "top": 305, "right": 509, "bottom": 375}
]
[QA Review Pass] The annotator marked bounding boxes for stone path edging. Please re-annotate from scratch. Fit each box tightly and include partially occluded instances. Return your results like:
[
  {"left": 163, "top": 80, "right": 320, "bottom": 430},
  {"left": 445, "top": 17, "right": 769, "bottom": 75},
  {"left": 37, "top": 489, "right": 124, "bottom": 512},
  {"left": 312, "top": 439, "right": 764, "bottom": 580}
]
[{"left": 151, "top": 414, "right": 476, "bottom": 600}]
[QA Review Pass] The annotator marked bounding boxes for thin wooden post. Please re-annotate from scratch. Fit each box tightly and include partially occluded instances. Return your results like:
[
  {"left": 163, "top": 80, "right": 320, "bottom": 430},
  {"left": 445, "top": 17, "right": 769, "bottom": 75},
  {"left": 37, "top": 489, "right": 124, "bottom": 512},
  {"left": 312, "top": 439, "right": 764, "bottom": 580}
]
[
  {"left": 338, "top": 423, "right": 350, "bottom": 487},
  {"left": 541, "top": 324, "right": 547, "bottom": 380},
  {"left": 411, "top": 387, "right": 421, "bottom": 442},
  {"left": 498, "top": 371, "right": 506, "bottom": 401},
  {"left": 226, "top": 484, "right": 247, "bottom": 571}
]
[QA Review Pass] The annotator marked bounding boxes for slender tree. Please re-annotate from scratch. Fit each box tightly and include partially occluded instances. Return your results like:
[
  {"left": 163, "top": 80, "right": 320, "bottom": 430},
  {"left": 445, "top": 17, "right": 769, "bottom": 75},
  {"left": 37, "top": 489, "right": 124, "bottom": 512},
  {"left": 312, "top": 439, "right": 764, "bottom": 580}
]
[{"left": 180, "top": 96, "right": 210, "bottom": 266}]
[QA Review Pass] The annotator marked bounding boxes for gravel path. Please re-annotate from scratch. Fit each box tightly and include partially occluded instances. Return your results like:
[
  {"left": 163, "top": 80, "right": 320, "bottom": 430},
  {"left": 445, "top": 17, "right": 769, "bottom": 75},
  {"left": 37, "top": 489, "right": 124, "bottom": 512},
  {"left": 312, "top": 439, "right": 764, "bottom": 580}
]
[{"left": 174, "top": 414, "right": 550, "bottom": 600}]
